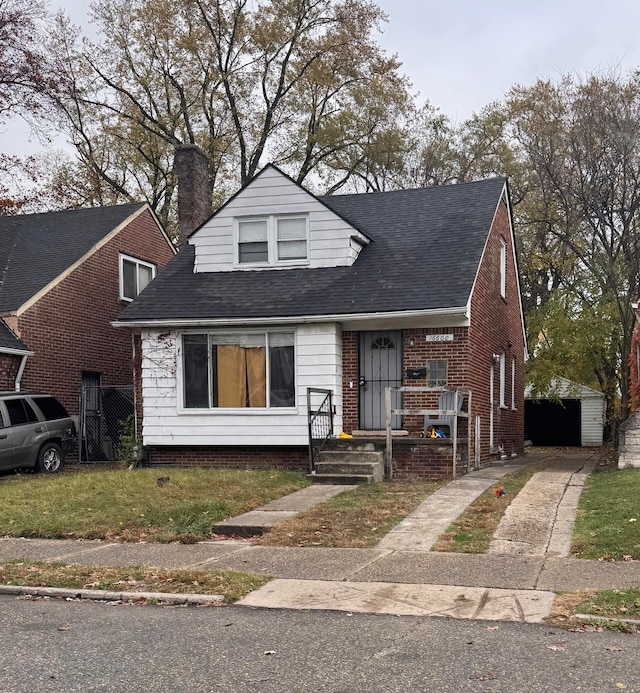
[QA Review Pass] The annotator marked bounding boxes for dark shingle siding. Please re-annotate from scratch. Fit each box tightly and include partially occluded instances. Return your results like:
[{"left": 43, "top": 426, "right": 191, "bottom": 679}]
[
  {"left": 0, "top": 203, "right": 146, "bottom": 312},
  {"left": 118, "top": 178, "right": 506, "bottom": 322}
]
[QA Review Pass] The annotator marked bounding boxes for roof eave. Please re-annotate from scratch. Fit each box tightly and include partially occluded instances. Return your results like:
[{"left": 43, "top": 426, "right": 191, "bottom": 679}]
[{"left": 113, "top": 305, "right": 470, "bottom": 330}]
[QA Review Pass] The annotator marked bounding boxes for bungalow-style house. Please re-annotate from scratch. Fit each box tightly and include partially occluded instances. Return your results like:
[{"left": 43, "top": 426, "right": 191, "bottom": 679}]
[
  {"left": 0, "top": 204, "right": 175, "bottom": 423},
  {"left": 116, "top": 163, "right": 526, "bottom": 477}
]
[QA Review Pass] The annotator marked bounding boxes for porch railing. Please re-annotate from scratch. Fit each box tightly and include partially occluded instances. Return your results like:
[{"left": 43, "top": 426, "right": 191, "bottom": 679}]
[
  {"left": 307, "top": 387, "right": 334, "bottom": 473},
  {"left": 384, "top": 386, "right": 472, "bottom": 479}
]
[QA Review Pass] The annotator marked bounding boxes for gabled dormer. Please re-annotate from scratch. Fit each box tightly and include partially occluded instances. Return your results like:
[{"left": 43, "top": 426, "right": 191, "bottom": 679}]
[{"left": 190, "top": 165, "right": 370, "bottom": 273}]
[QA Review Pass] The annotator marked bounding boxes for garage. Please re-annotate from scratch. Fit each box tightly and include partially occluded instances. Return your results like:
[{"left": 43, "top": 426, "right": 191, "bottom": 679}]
[{"left": 524, "top": 377, "right": 605, "bottom": 447}]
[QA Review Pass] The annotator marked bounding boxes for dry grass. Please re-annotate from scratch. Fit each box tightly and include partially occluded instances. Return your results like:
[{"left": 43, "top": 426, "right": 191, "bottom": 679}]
[
  {"left": 431, "top": 459, "right": 555, "bottom": 553},
  {"left": 0, "top": 560, "right": 269, "bottom": 603},
  {"left": 259, "top": 480, "right": 445, "bottom": 548},
  {"left": 0, "top": 467, "right": 308, "bottom": 543}
]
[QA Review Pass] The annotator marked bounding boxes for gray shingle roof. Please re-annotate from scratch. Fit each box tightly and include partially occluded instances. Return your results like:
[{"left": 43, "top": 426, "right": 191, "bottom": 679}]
[
  {"left": 0, "top": 319, "right": 29, "bottom": 353},
  {"left": 117, "top": 177, "right": 507, "bottom": 323},
  {"left": 0, "top": 203, "right": 146, "bottom": 312}
]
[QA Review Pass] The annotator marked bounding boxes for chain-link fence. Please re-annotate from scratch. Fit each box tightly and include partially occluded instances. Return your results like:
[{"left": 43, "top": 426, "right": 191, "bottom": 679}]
[{"left": 78, "top": 386, "right": 134, "bottom": 463}]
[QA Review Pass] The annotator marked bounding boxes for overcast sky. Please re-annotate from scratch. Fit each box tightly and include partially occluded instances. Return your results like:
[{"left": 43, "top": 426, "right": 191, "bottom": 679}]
[{"left": 2, "top": 0, "right": 640, "bottom": 154}]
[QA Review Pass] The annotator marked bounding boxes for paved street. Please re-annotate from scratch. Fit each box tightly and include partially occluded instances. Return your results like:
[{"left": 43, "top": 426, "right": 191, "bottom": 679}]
[{"left": 1, "top": 595, "right": 639, "bottom": 692}]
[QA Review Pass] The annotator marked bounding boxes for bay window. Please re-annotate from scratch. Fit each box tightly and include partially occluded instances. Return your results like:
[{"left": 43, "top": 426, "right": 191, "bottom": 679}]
[{"left": 183, "top": 332, "right": 295, "bottom": 409}]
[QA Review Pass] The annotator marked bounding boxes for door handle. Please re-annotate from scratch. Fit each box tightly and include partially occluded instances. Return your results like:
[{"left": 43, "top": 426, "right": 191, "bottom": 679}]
[
  {"left": 0, "top": 434, "right": 6, "bottom": 439},
  {"left": 35, "top": 427, "right": 43, "bottom": 433},
  {"left": 358, "top": 376, "right": 366, "bottom": 387}
]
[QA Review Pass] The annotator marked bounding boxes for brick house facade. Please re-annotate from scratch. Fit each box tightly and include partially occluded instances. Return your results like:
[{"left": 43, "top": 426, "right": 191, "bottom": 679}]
[
  {"left": 0, "top": 204, "right": 175, "bottom": 415},
  {"left": 118, "top": 165, "right": 526, "bottom": 477}
]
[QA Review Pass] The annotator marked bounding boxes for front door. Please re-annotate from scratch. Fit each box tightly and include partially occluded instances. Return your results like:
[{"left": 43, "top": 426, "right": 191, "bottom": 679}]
[{"left": 358, "top": 330, "right": 403, "bottom": 430}]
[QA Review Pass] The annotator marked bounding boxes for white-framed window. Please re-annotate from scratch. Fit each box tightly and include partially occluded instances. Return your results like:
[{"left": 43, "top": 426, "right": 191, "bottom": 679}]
[
  {"left": 120, "top": 254, "right": 156, "bottom": 301},
  {"left": 426, "top": 359, "right": 447, "bottom": 387},
  {"left": 182, "top": 331, "right": 296, "bottom": 409},
  {"left": 499, "top": 352, "right": 506, "bottom": 408},
  {"left": 500, "top": 238, "right": 507, "bottom": 298},
  {"left": 236, "top": 215, "right": 308, "bottom": 266},
  {"left": 511, "top": 357, "right": 516, "bottom": 410}
]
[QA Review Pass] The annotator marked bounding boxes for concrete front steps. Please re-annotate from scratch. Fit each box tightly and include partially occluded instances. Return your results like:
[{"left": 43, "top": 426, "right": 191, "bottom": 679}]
[{"left": 309, "top": 440, "right": 385, "bottom": 484}]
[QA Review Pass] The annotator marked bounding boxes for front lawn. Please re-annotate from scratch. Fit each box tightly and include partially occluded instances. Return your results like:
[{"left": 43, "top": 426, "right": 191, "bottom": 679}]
[
  {"left": 572, "top": 468, "right": 640, "bottom": 560},
  {"left": 259, "top": 480, "right": 445, "bottom": 548},
  {"left": 0, "top": 467, "right": 308, "bottom": 543}
]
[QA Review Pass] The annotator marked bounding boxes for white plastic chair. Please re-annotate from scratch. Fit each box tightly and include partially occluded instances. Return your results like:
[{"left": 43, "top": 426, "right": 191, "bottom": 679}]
[{"left": 425, "top": 390, "right": 463, "bottom": 437}]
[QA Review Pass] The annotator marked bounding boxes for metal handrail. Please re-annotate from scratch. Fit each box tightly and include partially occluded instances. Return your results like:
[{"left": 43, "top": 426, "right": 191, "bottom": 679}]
[{"left": 307, "top": 388, "right": 334, "bottom": 473}]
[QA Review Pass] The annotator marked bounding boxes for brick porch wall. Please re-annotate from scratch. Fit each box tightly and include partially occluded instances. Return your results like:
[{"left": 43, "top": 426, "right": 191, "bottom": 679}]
[
  {"left": 391, "top": 438, "right": 468, "bottom": 480},
  {"left": 147, "top": 445, "right": 309, "bottom": 470}
]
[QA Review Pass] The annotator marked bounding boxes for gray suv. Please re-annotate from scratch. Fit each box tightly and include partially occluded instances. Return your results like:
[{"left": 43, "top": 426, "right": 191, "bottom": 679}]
[{"left": 0, "top": 393, "right": 76, "bottom": 473}]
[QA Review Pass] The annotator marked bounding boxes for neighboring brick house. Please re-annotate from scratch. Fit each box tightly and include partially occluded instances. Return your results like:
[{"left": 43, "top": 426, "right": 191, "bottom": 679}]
[
  {"left": 116, "top": 165, "right": 526, "bottom": 477},
  {"left": 0, "top": 204, "right": 175, "bottom": 418}
]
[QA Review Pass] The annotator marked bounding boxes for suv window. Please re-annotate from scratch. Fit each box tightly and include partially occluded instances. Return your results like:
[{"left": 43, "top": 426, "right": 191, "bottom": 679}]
[
  {"left": 5, "top": 398, "right": 39, "bottom": 426},
  {"left": 33, "top": 396, "right": 69, "bottom": 421}
]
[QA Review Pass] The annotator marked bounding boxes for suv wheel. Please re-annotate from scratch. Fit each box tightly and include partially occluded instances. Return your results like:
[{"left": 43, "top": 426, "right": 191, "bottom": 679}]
[{"left": 36, "top": 442, "right": 64, "bottom": 473}]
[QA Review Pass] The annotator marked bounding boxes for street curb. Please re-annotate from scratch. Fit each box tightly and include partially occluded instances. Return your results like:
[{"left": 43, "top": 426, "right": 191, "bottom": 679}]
[
  {"left": 0, "top": 584, "right": 224, "bottom": 605},
  {"left": 574, "top": 613, "right": 640, "bottom": 626}
]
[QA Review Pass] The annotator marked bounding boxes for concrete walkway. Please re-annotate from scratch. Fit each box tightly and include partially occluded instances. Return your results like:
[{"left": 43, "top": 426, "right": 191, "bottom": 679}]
[{"left": 1, "top": 450, "right": 638, "bottom": 624}]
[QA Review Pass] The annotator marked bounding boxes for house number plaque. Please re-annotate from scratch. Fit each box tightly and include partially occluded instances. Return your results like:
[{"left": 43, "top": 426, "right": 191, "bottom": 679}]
[{"left": 425, "top": 334, "right": 454, "bottom": 342}]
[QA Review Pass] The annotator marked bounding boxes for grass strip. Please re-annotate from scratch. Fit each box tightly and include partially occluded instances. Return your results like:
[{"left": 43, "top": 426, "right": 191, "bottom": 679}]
[
  {"left": 572, "top": 468, "right": 640, "bottom": 560},
  {"left": 430, "top": 460, "right": 555, "bottom": 553},
  {"left": 0, "top": 468, "right": 308, "bottom": 543},
  {"left": 0, "top": 560, "right": 269, "bottom": 603},
  {"left": 259, "top": 480, "right": 445, "bottom": 548},
  {"left": 551, "top": 589, "right": 640, "bottom": 633}
]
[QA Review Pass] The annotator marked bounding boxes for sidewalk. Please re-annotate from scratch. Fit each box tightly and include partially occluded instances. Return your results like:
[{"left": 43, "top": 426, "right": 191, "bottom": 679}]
[{"left": 1, "top": 450, "right": 639, "bottom": 623}]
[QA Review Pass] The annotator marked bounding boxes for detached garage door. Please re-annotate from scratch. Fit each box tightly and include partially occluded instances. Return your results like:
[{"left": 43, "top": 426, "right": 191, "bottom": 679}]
[{"left": 525, "top": 399, "right": 581, "bottom": 446}]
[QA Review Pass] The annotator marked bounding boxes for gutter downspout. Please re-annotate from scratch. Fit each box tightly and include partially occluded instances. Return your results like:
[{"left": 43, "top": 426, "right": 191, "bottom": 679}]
[{"left": 14, "top": 354, "right": 29, "bottom": 391}]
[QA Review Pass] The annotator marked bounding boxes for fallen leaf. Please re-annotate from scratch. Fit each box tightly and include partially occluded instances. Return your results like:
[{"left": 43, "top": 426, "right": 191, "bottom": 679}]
[
  {"left": 486, "top": 626, "right": 499, "bottom": 631},
  {"left": 616, "top": 684, "right": 627, "bottom": 689},
  {"left": 605, "top": 646, "right": 623, "bottom": 651},
  {"left": 263, "top": 651, "right": 276, "bottom": 656},
  {"left": 546, "top": 645, "right": 565, "bottom": 652}
]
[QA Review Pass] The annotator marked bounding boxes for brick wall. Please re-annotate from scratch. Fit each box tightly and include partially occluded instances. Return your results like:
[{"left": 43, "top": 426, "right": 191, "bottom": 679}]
[
  {"left": 0, "top": 354, "right": 22, "bottom": 390},
  {"left": 392, "top": 439, "right": 468, "bottom": 480},
  {"left": 401, "top": 327, "right": 470, "bottom": 434},
  {"left": 15, "top": 208, "right": 174, "bottom": 415},
  {"left": 342, "top": 330, "right": 358, "bottom": 431},
  {"left": 467, "top": 200, "right": 525, "bottom": 463},
  {"left": 148, "top": 445, "right": 309, "bottom": 470}
]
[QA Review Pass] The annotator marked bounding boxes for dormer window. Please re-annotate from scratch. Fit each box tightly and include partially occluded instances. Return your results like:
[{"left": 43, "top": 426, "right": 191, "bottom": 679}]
[
  {"left": 238, "top": 219, "right": 268, "bottom": 263},
  {"left": 236, "top": 215, "right": 308, "bottom": 266}
]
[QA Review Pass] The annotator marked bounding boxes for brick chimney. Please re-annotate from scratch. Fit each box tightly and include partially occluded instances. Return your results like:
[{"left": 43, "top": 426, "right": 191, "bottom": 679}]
[{"left": 173, "top": 144, "right": 212, "bottom": 246}]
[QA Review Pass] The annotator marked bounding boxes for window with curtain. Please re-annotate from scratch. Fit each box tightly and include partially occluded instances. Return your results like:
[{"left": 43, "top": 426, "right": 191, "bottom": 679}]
[{"left": 183, "top": 332, "right": 295, "bottom": 409}]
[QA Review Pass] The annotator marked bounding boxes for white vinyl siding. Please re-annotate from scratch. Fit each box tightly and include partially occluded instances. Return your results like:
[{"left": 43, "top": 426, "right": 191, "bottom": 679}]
[
  {"left": 140, "top": 323, "right": 342, "bottom": 446},
  {"left": 191, "top": 167, "right": 368, "bottom": 272}
]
